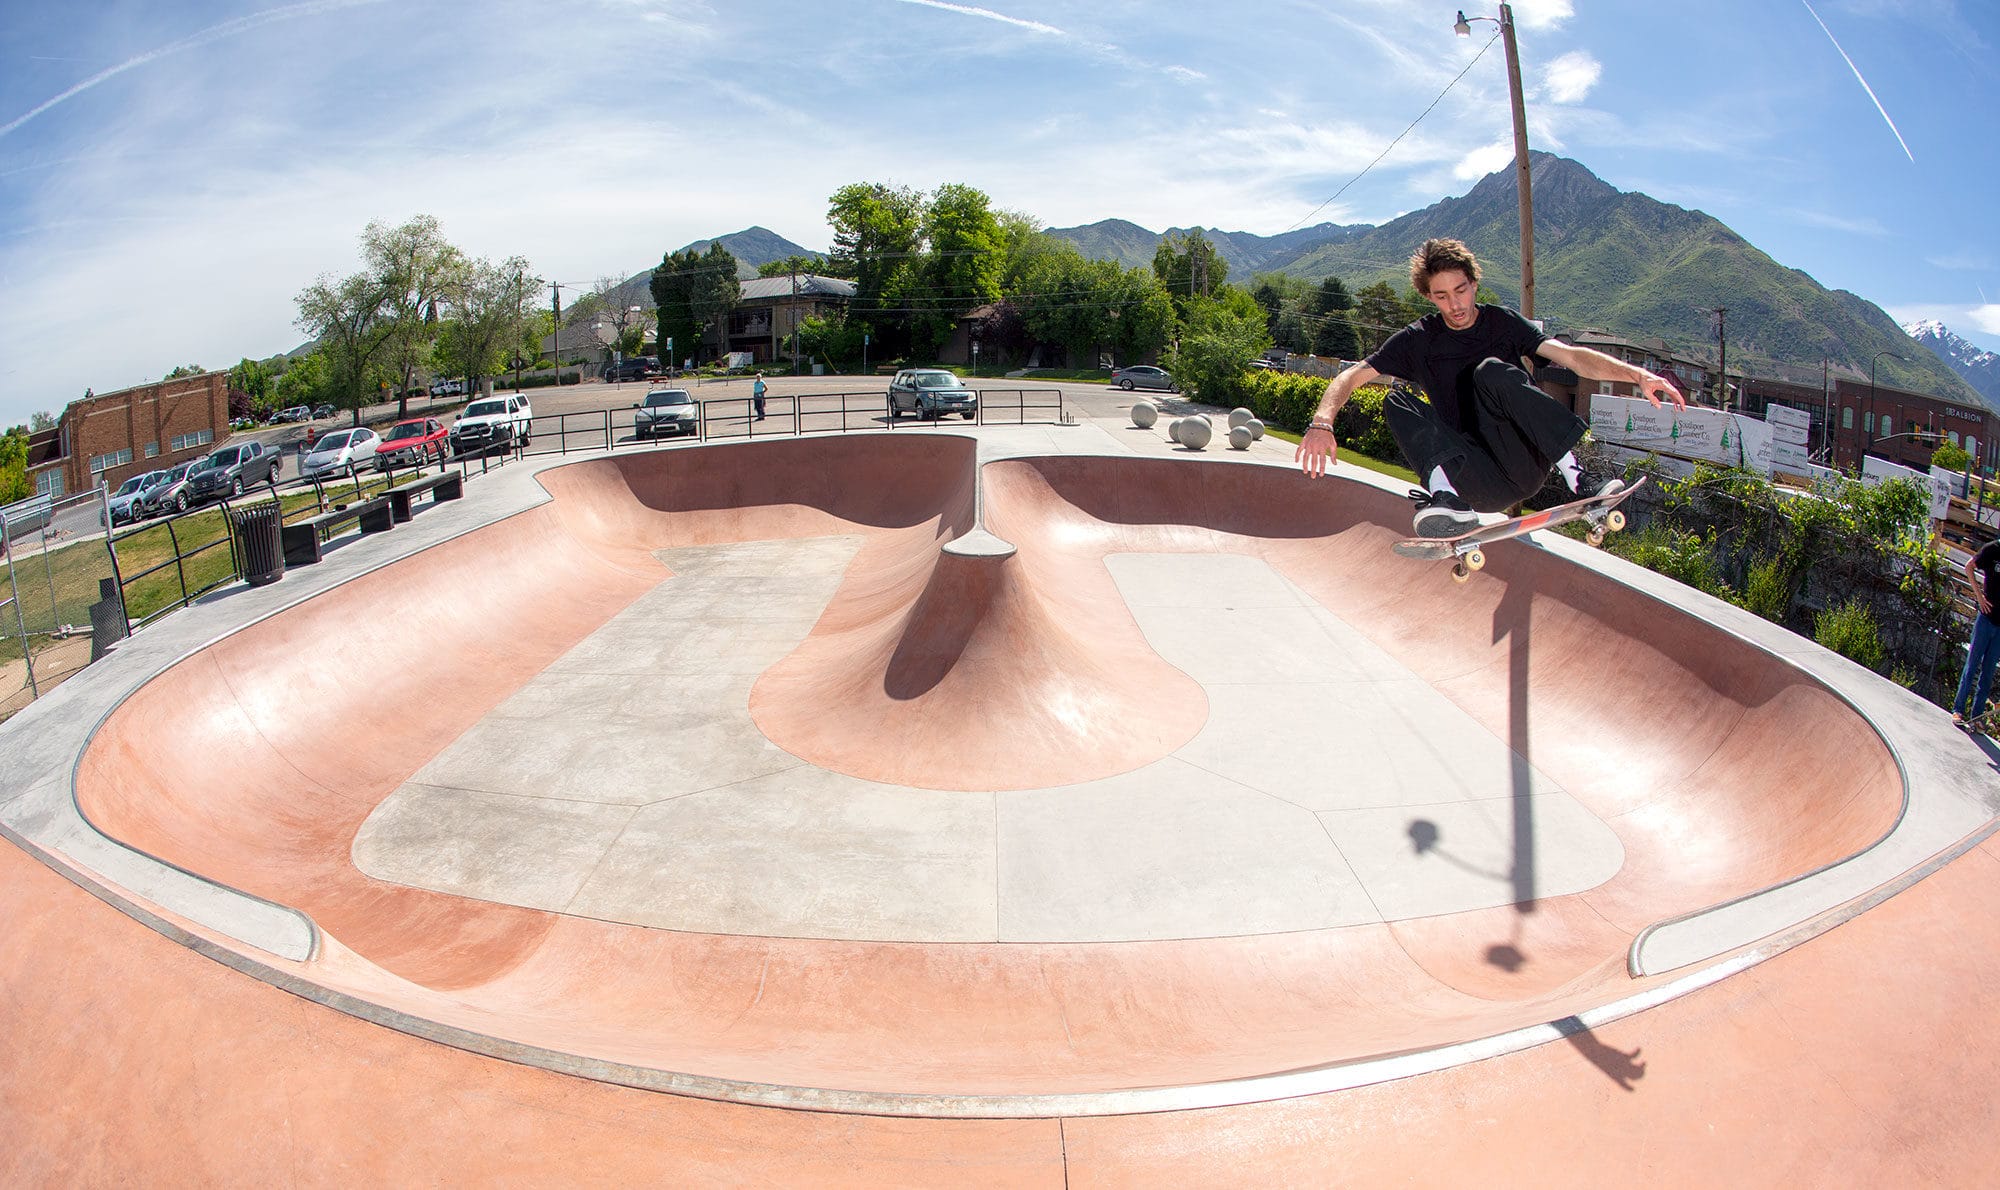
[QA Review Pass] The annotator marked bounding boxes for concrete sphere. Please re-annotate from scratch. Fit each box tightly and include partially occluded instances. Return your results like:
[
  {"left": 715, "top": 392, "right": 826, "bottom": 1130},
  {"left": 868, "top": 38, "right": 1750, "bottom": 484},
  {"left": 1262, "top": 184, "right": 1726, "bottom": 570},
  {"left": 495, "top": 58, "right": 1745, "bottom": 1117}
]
[
  {"left": 1246, "top": 417, "right": 1266, "bottom": 441},
  {"left": 1166, "top": 417, "right": 1185, "bottom": 443},
  {"left": 1179, "top": 416, "right": 1213, "bottom": 450},
  {"left": 1131, "top": 402, "right": 1158, "bottom": 428},
  {"left": 1228, "top": 425, "right": 1253, "bottom": 450},
  {"left": 1229, "top": 407, "right": 1254, "bottom": 430}
]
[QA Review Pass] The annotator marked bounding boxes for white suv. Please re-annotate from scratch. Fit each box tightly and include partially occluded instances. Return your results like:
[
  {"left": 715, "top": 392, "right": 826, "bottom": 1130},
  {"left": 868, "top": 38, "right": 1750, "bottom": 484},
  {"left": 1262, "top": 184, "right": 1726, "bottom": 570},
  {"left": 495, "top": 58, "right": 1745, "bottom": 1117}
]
[{"left": 448, "top": 394, "right": 533, "bottom": 455}]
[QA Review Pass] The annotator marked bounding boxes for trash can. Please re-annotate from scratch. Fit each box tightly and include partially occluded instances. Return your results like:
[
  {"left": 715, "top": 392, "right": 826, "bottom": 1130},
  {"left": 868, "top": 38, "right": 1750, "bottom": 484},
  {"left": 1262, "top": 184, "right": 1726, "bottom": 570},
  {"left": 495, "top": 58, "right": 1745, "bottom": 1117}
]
[{"left": 232, "top": 501, "right": 286, "bottom": 587}]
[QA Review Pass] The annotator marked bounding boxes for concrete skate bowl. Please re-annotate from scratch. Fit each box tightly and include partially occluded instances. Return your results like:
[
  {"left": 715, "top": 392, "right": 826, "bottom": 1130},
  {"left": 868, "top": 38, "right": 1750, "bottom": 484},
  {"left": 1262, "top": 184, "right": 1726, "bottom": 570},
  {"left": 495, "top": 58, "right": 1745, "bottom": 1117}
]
[{"left": 65, "top": 435, "right": 1906, "bottom": 1112}]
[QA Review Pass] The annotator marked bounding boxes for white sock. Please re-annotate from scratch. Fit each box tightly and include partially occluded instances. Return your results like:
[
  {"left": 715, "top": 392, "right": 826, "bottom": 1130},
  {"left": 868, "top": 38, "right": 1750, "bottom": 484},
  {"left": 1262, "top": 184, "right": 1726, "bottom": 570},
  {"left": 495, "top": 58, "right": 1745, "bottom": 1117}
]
[
  {"left": 1427, "top": 466, "right": 1457, "bottom": 495},
  {"left": 1557, "top": 452, "right": 1582, "bottom": 492}
]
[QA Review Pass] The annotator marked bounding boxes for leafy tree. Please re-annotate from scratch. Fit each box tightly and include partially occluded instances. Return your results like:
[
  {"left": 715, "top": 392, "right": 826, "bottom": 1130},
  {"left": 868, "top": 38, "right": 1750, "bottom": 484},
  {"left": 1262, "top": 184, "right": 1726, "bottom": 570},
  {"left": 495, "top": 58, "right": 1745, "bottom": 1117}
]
[
  {"left": 364, "top": 215, "right": 470, "bottom": 415},
  {"left": 649, "top": 242, "right": 741, "bottom": 365},
  {"left": 295, "top": 270, "right": 397, "bottom": 415},
  {"left": 796, "top": 315, "right": 866, "bottom": 371},
  {"left": 578, "top": 273, "right": 653, "bottom": 362},
  {"left": 228, "top": 357, "right": 273, "bottom": 405},
  {"left": 1152, "top": 230, "right": 1226, "bottom": 317},
  {"left": 0, "top": 427, "right": 29, "bottom": 503},
  {"left": 904, "top": 183, "right": 1006, "bottom": 355},
  {"left": 1351, "top": 282, "right": 1409, "bottom": 356},
  {"left": 1934, "top": 440, "right": 1974, "bottom": 472},
  {"left": 29, "top": 411, "right": 56, "bottom": 432},
  {"left": 1309, "top": 276, "right": 1360, "bottom": 359},
  {"left": 1015, "top": 248, "right": 1172, "bottom": 369},
  {"left": 436, "top": 257, "right": 542, "bottom": 390},
  {"left": 827, "top": 182, "right": 923, "bottom": 355},
  {"left": 1169, "top": 289, "right": 1273, "bottom": 399},
  {"left": 758, "top": 253, "right": 845, "bottom": 279},
  {"left": 163, "top": 364, "right": 207, "bottom": 378}
]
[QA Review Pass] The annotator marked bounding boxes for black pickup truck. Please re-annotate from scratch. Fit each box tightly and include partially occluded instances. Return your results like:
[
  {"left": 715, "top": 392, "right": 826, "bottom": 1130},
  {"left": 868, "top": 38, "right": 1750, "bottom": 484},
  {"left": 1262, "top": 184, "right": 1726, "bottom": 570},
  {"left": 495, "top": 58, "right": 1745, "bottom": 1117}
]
[{"left": 185, "top": 440, "right": 281, "bottom": 503}]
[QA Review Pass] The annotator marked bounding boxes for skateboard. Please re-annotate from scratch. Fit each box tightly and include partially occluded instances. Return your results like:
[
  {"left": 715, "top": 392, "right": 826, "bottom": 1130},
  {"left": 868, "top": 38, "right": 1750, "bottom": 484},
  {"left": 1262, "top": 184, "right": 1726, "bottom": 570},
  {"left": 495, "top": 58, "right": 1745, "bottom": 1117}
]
[{"left": 1393, "top": 477, "right": 1647, "bottom": 583}]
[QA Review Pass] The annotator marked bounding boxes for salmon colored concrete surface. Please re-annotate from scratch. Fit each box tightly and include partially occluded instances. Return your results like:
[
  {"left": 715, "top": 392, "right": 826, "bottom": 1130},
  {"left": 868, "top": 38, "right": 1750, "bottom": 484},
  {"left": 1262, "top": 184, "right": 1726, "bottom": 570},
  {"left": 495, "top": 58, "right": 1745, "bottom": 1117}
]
[{"left": 5, "top": 434, "right": 1996, "bottom": 1184}]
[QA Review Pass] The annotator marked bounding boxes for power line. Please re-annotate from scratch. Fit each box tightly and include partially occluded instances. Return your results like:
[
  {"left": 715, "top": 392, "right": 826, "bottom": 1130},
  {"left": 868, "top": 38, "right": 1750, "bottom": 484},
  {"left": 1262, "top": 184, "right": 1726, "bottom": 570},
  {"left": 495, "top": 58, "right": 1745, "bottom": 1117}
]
[{"left": 1284, "top": 30, "right": 1501, "bottom": 232}]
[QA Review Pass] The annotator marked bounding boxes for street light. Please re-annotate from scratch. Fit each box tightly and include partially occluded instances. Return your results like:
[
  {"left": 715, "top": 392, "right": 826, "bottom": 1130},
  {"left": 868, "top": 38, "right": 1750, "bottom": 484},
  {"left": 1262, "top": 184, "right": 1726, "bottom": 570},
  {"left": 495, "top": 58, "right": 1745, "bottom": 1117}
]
[
  {"left": 1455, "top": 4, "right": 1536, "bottom": 318},
  {"left": 1866, "top": 349, "right": 1907, "bottom": 463}
]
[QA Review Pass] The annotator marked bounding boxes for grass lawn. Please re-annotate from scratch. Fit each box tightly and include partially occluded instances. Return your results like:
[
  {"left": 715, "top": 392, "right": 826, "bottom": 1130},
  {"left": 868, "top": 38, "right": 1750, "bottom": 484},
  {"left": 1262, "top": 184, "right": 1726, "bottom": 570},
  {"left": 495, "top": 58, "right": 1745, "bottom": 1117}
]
[{"left": 1263, "top": 427, "right": 1421, "bottom": 486}]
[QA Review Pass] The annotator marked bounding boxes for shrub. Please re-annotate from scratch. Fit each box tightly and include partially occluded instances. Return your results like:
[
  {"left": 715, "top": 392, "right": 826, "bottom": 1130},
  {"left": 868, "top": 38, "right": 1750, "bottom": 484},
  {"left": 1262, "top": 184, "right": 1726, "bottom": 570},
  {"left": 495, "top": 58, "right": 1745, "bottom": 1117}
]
[
  {"left": 1739, "top": 554, "right": 1791, "bottom": 622},
  {"left": 1607, "top": 525, "right": 1731, "bottom": 600},
  {"left": 1814, "top": 598, "right": 1887, "bottom": 671}
]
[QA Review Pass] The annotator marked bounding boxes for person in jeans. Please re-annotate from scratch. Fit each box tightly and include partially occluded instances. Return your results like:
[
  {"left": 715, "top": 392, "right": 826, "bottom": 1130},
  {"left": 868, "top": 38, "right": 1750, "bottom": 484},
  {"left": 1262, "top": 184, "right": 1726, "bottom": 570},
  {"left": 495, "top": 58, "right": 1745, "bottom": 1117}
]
[
  {"left": 1295, "top": 238, "right": 1687, "bottom": 536},
  {"left": 752, "top": 372, "right": 768, "bottom": 421},
  {"left": 1952, "top": 537, "right": 2000, "bottom": 728}
]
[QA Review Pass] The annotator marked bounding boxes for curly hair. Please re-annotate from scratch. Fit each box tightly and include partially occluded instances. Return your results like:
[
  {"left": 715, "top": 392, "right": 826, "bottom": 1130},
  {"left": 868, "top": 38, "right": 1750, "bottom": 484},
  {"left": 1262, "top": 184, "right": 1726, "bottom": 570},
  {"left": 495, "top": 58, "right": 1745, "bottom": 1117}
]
[{"left": 1409, "top": 238, "right": 1482, "bottom": 295}]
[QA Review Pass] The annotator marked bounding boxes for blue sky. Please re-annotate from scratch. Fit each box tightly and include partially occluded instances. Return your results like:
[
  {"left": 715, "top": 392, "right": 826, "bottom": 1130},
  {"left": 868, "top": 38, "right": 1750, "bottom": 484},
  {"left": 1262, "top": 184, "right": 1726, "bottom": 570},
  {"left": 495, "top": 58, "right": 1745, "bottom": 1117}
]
[{"left": 1, "top": 0, "right": 1994, "bottom": 427}]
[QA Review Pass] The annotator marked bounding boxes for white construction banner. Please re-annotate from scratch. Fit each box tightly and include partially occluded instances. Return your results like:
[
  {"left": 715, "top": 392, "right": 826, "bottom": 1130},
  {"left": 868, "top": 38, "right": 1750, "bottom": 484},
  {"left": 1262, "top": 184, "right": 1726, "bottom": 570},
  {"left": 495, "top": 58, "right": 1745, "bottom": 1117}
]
[
  {"left": 1862, "top": 455, "right": 1952, "bottom": 521},
  {"left": 1589, "top": 395, "right": 1774, "bottom": 475}
]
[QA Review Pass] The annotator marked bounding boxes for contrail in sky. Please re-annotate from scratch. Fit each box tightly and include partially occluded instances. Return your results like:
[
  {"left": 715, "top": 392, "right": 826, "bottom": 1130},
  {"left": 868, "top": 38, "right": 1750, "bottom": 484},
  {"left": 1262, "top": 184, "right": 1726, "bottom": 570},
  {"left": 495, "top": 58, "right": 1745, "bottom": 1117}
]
[
  {"left": 1801, "top": 0, "right": 1915, "bottom": 163},
  {"left": 0, "top": 0, "right": 385, "bottom": 140},
  {"left": 888, "top": 0, "right": 1065, "bottom": 37}
]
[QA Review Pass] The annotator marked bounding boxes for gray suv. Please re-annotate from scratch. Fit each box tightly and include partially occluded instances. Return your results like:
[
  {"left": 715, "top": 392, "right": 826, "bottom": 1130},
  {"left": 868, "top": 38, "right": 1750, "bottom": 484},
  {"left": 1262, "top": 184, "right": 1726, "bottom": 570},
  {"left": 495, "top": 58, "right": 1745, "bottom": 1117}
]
[
  {"left": 887, "top": 369, "right": 978, "bottom": 419},
  {"left": 185, "top": 440, "right": 280, "bottom": 503}
]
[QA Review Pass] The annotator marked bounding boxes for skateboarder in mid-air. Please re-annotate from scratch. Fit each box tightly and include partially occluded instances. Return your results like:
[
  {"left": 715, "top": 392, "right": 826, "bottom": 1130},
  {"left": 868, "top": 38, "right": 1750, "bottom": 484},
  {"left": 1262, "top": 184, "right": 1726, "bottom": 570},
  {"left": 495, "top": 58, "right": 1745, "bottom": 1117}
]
[{"left": 1296, "top": 237, "right": 1686, "bottom": 536}]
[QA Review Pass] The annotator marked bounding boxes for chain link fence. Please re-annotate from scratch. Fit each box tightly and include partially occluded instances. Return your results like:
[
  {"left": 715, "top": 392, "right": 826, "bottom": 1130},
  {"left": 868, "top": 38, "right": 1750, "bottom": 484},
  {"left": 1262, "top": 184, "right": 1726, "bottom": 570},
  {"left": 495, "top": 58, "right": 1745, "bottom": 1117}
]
[{"left": 1, "top": 488, "right": 125, "bottom": 723}]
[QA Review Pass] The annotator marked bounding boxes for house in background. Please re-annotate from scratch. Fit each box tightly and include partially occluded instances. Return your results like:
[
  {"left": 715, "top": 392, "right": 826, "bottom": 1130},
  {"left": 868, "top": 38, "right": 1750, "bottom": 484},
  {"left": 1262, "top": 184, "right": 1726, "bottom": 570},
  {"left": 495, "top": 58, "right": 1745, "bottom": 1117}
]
[{"left": 718, "top": 275, "right": 857, "bottom": 365}]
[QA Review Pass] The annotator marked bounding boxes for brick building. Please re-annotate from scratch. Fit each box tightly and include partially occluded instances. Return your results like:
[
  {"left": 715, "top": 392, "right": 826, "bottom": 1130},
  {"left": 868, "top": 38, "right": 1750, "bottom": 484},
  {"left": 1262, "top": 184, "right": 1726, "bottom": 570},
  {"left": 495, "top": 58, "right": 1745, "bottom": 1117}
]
[
  {"left": 719, "top": 275, "right": 857, "bottom": 364},
  {"left": 27, "top": 372, "right": 232, "bottom": 498},
  {"left": 1737, "top": 373, "right": 1998, "bottom": 474}
]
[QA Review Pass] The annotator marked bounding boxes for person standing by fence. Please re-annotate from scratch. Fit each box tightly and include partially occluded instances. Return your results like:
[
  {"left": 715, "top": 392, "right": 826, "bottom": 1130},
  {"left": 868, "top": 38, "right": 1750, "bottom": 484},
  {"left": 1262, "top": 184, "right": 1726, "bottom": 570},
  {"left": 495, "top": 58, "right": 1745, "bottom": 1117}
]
[{"left": 752, "top": 373, "right": 768, "bottom": 422}]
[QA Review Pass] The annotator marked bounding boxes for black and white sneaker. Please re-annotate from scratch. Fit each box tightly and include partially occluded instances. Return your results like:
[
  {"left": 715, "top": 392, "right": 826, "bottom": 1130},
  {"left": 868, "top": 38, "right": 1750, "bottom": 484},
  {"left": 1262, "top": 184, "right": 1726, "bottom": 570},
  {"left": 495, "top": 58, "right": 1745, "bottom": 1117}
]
[{"left": 1409, "top": 488, "right": 1480, "bottom": 538}]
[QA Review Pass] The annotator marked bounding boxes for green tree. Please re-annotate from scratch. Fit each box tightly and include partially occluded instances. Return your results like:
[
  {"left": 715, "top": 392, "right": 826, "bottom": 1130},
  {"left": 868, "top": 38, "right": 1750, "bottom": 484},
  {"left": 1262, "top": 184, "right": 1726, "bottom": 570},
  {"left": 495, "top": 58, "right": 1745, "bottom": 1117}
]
[
  {"left": 1309, "top": 276, "right": 1360, "bottom": 359},
  {"left": 650, "top": 242, "right": 741, "bottom": 366},
  {"left": 1015, "top": 248, "right": 1172, "bottom": 369},
  {"left": 1351, "top": 282, "right": 1409, "bottom": 356},
  {"left": 0, "top": 427, "right": 30, "bottom": 503},
  {"left": 29, "top": 411, "right": 56, "bottom": 432},
  {"left": 1169, "top": 289, "right": 1273, "bottom": 399},
  {"left": 435, "top": 257, "right": 542, "bottom": 391},
  {"left": 364, "top": 214, "right": 469, "bottom": 415},
  {"left": 907, "top": 182, "right": 1006, "bottom": 355},
  {"left": 758, "top": 253, "right": 846, "bottom": 279},
  {"left": 163, "top": 364, "right": 207, "bottom": 378},
  {"left": 228, "top": 357, "right": 274, "bottom": 405},
  {"left": 295, "top": 269, "right": 397, "bottom": 415},
  {"left": 274, "top": 350, "right": 333, "bottom": 413},
  {"left": 1934, "top": 440, "right": 1974, "bottom": 472},
  {"left": 1152, "top": 229, "right": 1226, "bottom": 317},
  {"left": 1249, "top": 274, "right": 1313, "bottom": 355},
  {"left": 827, "top": 182, "right": 923, "bottom": 355}
]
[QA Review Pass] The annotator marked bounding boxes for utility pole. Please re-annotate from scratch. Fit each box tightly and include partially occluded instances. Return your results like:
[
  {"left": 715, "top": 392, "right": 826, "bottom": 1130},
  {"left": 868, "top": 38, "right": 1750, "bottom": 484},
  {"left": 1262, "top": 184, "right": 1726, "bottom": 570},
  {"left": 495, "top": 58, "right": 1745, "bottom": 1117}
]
[
  {"left": 1711, "top": 307, "right": 1728, "bottom": 409},
  {"left": 551, "top": 282, "right": 564, "bottom": 378},
  {"left": 1498, "top": 3, "right": 1534, "bottom": 319}
]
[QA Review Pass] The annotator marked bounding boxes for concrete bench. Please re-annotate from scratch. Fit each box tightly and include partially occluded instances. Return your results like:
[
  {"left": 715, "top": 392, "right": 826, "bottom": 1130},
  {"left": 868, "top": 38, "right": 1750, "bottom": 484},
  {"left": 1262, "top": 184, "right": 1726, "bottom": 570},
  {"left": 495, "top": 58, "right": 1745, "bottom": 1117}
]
[
  {"left": 385, "top": 471, "right": 463, "bottom": 524},
  {"left": 281, "top": 495, "right": 394, "bottom": 566}
]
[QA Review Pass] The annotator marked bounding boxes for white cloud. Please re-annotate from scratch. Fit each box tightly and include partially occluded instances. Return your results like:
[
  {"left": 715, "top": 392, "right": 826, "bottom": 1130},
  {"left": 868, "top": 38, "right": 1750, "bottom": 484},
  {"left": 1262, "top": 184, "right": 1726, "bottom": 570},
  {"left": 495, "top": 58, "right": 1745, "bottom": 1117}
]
[
  {"left": 1507, "top": 0, "right": 1575, "bottom": 30},
  {"left": 1541, "top": 50, "right": 1601, "bottom": 104},
  {"left": 1972, "top": 305, "right": 2000, "bottom": 336},
  {"left": 1782, "top": 208, "right": 1891, "bottom": 236},
  {"left": 1453, "top": 142, "right": 1515, "bottom": 180},
  {"left": 887, "top": 0, "right": 1065, "bottom": 37}
]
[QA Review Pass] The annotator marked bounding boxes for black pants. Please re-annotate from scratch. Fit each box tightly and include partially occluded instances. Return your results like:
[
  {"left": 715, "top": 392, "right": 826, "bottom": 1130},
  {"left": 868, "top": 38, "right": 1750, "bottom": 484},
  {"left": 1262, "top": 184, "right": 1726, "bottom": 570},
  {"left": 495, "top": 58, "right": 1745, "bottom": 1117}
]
[{"left": 1382, "top": 359, "right": 1588, "bottom": 512}]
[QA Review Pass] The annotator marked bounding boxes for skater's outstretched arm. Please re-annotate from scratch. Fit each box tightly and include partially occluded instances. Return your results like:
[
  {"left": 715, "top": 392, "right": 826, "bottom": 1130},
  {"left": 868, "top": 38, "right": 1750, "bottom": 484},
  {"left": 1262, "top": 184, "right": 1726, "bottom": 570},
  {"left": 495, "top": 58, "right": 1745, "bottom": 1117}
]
[
  {"left": 1535, "top": 341, "right": 1686, "bottom": 410},
  {"left": 1297, "top": 361, "right": 1380, "bottom": 479}
]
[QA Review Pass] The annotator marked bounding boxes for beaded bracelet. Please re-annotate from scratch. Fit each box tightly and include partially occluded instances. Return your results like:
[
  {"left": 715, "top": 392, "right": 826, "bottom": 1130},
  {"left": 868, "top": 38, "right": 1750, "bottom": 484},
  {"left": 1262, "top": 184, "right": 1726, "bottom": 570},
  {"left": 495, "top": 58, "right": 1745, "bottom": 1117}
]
[{"left": 1308, "top": 420, "right": 1336, "bottom": 434}]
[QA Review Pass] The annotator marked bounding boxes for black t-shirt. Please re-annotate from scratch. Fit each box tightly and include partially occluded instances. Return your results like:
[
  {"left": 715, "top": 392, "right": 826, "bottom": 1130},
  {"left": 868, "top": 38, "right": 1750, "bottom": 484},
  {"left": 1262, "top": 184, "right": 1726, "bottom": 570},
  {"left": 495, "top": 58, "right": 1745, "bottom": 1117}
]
[
  {"left": 1977, "top": 540, "right": 2000, "bottom": 622},
  {"left": 1366, "top": 304, "right": 1548, "bottom": 432}
]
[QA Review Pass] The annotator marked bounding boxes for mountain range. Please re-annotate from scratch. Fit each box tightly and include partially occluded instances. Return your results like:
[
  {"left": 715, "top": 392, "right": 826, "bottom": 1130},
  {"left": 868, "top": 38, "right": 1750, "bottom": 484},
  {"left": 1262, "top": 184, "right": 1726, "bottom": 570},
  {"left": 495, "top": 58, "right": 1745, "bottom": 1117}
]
[
  {"left": 1047, "top": 153, "right": 1984, "bottom": 410},
  {"left": 1905, "top": 320, "right": 2000, "bottom": 407}
]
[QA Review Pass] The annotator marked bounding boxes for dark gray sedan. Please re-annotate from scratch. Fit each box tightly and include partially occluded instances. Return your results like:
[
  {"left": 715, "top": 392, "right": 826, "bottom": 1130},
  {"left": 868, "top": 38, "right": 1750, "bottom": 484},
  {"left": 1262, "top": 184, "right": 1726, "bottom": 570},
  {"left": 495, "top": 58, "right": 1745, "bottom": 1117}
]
[{"left": 1112, "top": 365, "right": 1177, "bottom": 393}]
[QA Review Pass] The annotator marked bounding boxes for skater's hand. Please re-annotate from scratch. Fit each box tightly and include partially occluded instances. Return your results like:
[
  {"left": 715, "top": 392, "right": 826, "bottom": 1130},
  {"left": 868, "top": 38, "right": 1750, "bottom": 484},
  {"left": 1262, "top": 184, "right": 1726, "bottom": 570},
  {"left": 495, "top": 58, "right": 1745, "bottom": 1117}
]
[
  {"left": 1297, "top": 424, "right": 1338, "bottom": 478},
  {"left": 1636, "top": 371, "right": 1685, "bottom": 411}
]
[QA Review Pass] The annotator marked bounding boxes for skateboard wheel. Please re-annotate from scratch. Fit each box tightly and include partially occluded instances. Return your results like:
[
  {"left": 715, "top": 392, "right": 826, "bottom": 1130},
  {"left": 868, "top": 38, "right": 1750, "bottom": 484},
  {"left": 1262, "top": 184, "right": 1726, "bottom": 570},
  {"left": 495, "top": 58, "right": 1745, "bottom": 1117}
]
[
  {"left": 1587, "top": 527, "right": 1606, "bottom": 547},
  {"left": 1452, "top": 562, "right": 1472, "bottom": 583},
  {"left": 1606, "top": 510, "right": 1626, "bottom": 532},
  {"left": 1465, "top": 549, "right": 1486, "bottom": 572}
]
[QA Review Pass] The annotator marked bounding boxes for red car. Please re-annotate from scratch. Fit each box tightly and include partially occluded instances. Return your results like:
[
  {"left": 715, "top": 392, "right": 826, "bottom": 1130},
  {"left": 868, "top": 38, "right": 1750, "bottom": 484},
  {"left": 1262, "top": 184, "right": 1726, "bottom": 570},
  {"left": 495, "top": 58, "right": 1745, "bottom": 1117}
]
[{"left": 373, "top": 417, "right": 450, "bottom": 471}]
